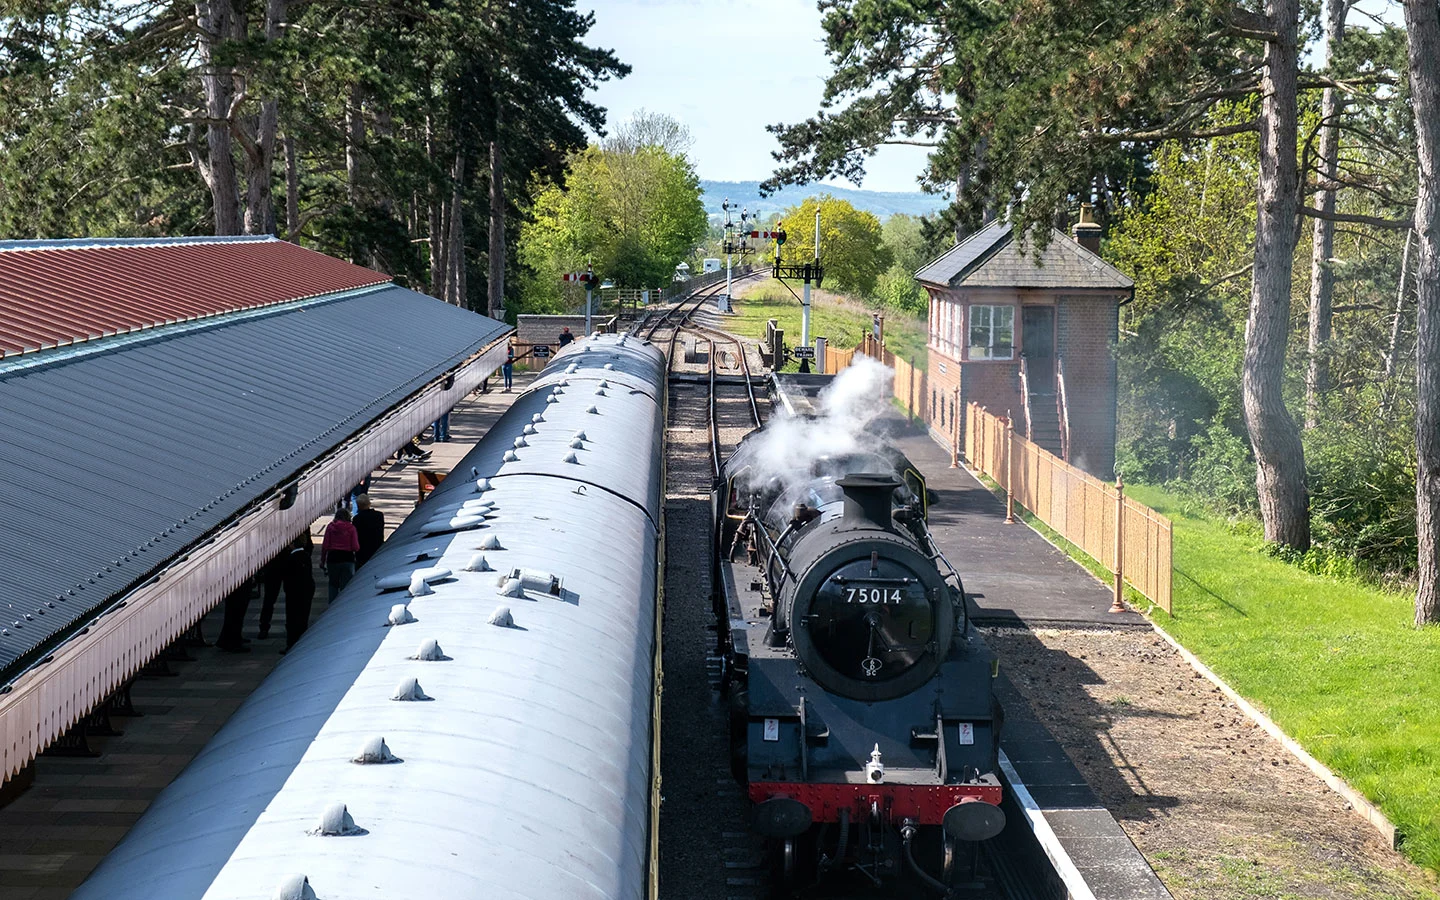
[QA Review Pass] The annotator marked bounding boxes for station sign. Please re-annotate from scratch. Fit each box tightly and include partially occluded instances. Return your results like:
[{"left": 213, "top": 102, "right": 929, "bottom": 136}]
[{"left": 791, "top": 346, "right": 816, "bottom": 360}]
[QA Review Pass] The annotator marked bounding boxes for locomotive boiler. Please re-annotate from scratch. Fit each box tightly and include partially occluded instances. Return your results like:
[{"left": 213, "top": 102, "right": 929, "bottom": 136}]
[{"left": 716, "top": 429, "right": 1005, "bottom": 891}]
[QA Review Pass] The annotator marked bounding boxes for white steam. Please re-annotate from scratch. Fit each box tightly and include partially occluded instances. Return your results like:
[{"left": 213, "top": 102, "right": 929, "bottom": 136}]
[{"left": 730, "top": 356, "right": 896, "bottom": 495}]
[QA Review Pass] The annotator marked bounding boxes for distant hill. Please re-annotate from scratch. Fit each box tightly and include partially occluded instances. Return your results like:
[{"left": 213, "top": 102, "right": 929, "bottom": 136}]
[{"left": 700, "top": 180, "right": 947, "bottom": 222}]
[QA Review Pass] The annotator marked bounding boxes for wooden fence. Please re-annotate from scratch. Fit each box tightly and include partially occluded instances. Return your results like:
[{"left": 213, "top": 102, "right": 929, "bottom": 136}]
[
  {"left": 831, "top": 338, "right": 1173, "bottom": 613},
  {"left": 966, "top": 402, "right": 1172, "bottom": 613}
]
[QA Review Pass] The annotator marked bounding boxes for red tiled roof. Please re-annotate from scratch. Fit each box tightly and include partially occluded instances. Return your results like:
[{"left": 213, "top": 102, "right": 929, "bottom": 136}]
[{"left": 0, "top": 237, "right": 390, "bottom": 358}]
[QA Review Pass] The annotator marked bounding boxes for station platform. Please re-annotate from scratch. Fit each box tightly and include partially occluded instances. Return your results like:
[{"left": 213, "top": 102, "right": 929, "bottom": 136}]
[
  {"left": 0, "top": 373, "right": 534, "bottom": 900},
  {"left": 889, "top": 426, "right": 1148, "bottom": 628}
]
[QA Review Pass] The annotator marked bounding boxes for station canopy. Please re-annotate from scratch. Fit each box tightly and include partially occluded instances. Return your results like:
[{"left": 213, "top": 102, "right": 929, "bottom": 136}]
[{"left": 0, "top": 236, "right": 508, "bottom": 682}]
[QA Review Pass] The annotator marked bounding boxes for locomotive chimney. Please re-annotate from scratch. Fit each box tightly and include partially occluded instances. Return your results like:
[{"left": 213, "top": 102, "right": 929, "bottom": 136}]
[{"left": 837, "top": 474, "right": 900, "bottom": 530}]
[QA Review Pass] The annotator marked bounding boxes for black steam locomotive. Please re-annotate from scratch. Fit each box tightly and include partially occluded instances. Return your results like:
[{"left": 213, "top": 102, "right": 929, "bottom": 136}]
[{"left": 715, "top": 426, "right": 1005, "bottom": 891}]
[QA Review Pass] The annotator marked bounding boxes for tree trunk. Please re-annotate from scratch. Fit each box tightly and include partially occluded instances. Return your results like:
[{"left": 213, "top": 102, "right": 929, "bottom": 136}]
[
  {"left": 195, "top": 0, "right": 241, "bottom": 235},
  {"left": 488, "top": 138, "right": 505, "bottom": 320},
  {"left": 1244, "top": 0, "right": 1310, "bottom": 549},
  {"left": 237, "top": 0, "right": 284, "bottom": 235},
  {"left": 447, "top": 149, "right": 466, "bottom": 306},
  {"left": 284, "top": 133, "right": 299, "bottom": 241},
  {"left": 1382, "top": 229, "right": 1413, "bottom": 399},
  {"left": 426, "top": 113, "right": 446, "bottom": 299},
  {"left": 346, "top": 84, "right": 364, "bottom": 205},
  {"left": 1403, "top": 0, "right": 1440, "bottom": 624},
  {"left": 1304, "top": 0, "right": 1348, "bottom": 429}
]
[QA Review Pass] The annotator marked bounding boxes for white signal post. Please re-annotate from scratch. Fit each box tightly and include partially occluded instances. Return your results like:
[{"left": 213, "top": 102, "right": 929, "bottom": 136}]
[
  {"left": 584, "top": 262, "right": 594, "bottom": 336},
  {"left": 803, "top": 210, "right": 820, "bottom": 347}
]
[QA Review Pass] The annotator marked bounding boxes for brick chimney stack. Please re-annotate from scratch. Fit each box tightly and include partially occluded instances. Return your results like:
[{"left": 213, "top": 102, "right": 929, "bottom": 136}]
[{"left": 1072, "top": 202, "right": 1102, "bottom": 255}]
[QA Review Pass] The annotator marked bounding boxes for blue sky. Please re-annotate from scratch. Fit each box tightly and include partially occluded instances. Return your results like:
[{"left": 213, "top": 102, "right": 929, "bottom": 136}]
[{"left": 582, "top": 0, "right": 933, "bottom": 193}]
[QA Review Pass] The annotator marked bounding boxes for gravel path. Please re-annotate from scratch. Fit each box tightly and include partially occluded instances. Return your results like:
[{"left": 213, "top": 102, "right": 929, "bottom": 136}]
[{"left": 986, "top": 626, "right": 1439, "bottom": 900}]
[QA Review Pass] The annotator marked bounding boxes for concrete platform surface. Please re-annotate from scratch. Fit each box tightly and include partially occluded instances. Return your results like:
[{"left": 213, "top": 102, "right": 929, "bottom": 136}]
[{"left": 889, "top": 424, "right": 1147, "bottom": 628}]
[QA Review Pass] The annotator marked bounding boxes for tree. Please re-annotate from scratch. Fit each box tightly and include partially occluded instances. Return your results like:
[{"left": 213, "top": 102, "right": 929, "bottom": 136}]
[
  {"left": 1403, "top": 0, "right": 1440, "bottom": 623},
  {"left": 517, "top": 117, "right": 707, "bottom": 306},
  {"left": 759, "top": 0, "right": 1415, "bottom": 549},
  {"left": 776, "top": 195, "right": 891, "bottom": 297}
]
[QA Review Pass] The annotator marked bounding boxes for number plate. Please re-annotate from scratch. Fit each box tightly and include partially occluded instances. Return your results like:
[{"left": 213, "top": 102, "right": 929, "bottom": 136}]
[
  {"left": 763, "top": 718, "right": 780, "bottom": 742},
  {"left": 843, "top": 586, "right": 904, "bottom": 604},
  {"left": 957, "top": 723, "right": 974, "bottom": 745}
]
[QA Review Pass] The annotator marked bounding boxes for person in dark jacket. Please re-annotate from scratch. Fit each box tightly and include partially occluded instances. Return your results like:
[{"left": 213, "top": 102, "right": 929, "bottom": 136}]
[
  {"left": 283, "top": 533, "right": 316, "bottom": 651},
  {"left": 353, "top": 494, "right": 386, "bottom": 568},
  {"left": 216, "top": 581, "right": 253, "bottom": 652},
  {"left": 502, "top": 345, "right": 515, "bottom": 391},
  {"left": 557, "top": 326, "right": 574, "bottom": 347},
  {"left": 257, "top": 550, "right": 286, "bottom": 640}
]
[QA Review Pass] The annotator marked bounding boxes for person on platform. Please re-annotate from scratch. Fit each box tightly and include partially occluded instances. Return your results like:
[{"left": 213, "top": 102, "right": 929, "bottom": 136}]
[
  {"left": 354, "top": 494, "right": 386, "bottom": 568},
  {"left": 216, "top": 580, "right": 253, "bottom": 653},
  {"left": 502, "top": 345, "right": 515, "bottom": 392},
  {"left": 283, "top": 533, "right": 316, "bottom": 651},
  {"left": 256, "top": 549, "right": 286, "bottom": 640},
  {"left": 558, "top": 326, "right": 574, "bottom": 347},
  {"left": 320, "top": 507, "right": 360, "bottom": 601}
]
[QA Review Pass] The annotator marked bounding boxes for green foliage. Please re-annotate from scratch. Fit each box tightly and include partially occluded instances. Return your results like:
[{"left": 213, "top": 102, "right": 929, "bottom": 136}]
[
  {"left": 776, "top": 195, "right": 891, "bottom": 297},
  {"left": 517, "top": 119, "right": 707, "bottom": 310}
]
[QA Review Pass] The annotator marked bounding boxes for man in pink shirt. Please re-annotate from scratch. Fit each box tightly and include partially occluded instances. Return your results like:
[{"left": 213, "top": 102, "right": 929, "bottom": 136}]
[{"left": 320, "top": 507, "right": 361, "bottom": 602}]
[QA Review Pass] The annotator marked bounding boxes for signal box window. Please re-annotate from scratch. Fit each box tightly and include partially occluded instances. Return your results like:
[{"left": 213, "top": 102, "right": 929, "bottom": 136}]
[{"left": 968, "top": 304, "right": 1014, "bottom": 360}]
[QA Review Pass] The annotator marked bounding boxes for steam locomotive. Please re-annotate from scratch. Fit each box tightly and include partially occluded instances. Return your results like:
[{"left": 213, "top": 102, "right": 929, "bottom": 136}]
[{"left": 715, "top": 412, "right": 1005, "bottom": 891}]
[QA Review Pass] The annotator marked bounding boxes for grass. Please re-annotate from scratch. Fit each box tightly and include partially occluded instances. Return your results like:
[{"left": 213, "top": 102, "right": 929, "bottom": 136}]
[
  {"left": 727, "top": 279, "right": 928, "bottom": 371},
  {"left": 1037, "top": 479, "right": 1440, "bottom": 872}
]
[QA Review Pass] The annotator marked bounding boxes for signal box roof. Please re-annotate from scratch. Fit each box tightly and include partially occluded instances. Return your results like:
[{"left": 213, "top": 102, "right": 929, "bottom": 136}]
[{"left": 915, "top": 222, "right": 1133, "bottom": 292}]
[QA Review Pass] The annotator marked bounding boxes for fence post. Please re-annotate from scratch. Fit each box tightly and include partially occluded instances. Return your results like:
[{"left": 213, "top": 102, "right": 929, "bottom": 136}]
[
  {"left": 1005, "top": 412, "right": 1016, "bottom": 524},
  {"left": 950, "top": 387, "right": 960, "bottom": 468},
  {"left": 1111, "top": 474, "right": 1127, "bottom": 613}
]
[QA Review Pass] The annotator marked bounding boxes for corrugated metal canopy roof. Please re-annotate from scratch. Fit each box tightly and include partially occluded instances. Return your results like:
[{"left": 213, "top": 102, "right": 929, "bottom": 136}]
[
  {"left": 914, "top": 223, "right": 1134, "bottom": 291},
  {"left": 0, "top": 236, "right": 389, "bottom": 359},
  {"left": 0, "top": 283, "right": 508, "bottom": 681}
]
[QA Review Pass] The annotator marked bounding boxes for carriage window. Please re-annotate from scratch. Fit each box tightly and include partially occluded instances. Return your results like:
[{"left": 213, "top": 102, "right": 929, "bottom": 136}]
[{"left": 968, "top": 305, "right": 1014, "bottom": 360}]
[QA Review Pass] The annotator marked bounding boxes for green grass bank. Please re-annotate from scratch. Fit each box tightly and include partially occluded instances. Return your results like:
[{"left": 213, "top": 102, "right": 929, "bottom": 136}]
[
  {"left": 727, "top": 280, "right": 928, "bottom": 369},
  {"left": 1118, "top": 485, "right": 1440, "bottom": 872}
]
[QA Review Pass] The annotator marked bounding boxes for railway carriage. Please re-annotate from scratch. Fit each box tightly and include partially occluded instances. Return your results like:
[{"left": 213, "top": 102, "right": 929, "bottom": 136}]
[{"left": 72, "top": 334, "right": 668, "bottom": 900}]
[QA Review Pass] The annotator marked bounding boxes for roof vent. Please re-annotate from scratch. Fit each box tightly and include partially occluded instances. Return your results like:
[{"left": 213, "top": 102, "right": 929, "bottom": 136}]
[
  {"left": 465, "top": 553, "right": 492, "bottom": 572},
  {"left": 352, "top": 736, "right": 401, "bottom": 764},
  {"left": 391, "top": 676, "right": 431, "bottom": 701},
  {"left": 410, "top": 639, "right": 449, "bottom": 661},
  {"left": 271, "top": 874, "right": 317, "bottom": 900},
  {"left": 586, "top": 405, "right": 599, "bottom": 414},
  {"left": 546, "top": 395, "right": 560, "bottom": 405},
  {"left": 573, "top": 430, "right": 588, "bottom": 441},
  {"left": 310, "top": 802, "right": 366, "bottom": 836},
  {"left": 522, "top": 423, "right": 537, "bottom": 435},
  {"left": 563, "top": 451, "right": 579, "bottom": 464},
  {"left": 569, "top": 438, "right": 585, "bottom": 450},
  {"left": 566, "top": 363, "right": 579, "bottom": 373},
  {"left": 513, "top": 436, "right": 527, "bottom": 448},
  {"left": 461, "top": 497, "right": 496, "bottom": 510},
  {"left": 604, "top": 363, "right": 615, "bottom": 370},
  {"left": 532, "top": 413, "right": 544, "bottom": 423},
  {"left": 503, "top": 450, "right": 519, "bottom": 462},
  {"left": 375, "top": 566, "right": 450, "bottom": 591},
  {"left": 475, "top": 477, "right": 492, "bottom": 493},
  {"left": 386, "top": 604, "right": 416, "bottom": 627},
  {"left": 408, "top": 573, "right": 434, "bottom": 597},
  {"left": 498, "top": 577, "right": 526, "bottom": 597},
  {"left": 595, "top": 388, "right": 607, "bottom": 397},
  {"left": 559, "top": 378, "right": 570, "bottom": 386},
  {"left": 478, "top": 535, "right": 504, "bottom": 551},
  {"left": 489, "top": 606, "right": 515, "bottom": 627},
  {"left": 599, "top": 379, "right": 610, "bottom": 388},
  {"left": 422, "top": 513, "right": 483, "bottom": 534},
  {"left": 503, "top": 568, "right": 562, "bottom": 596}
]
